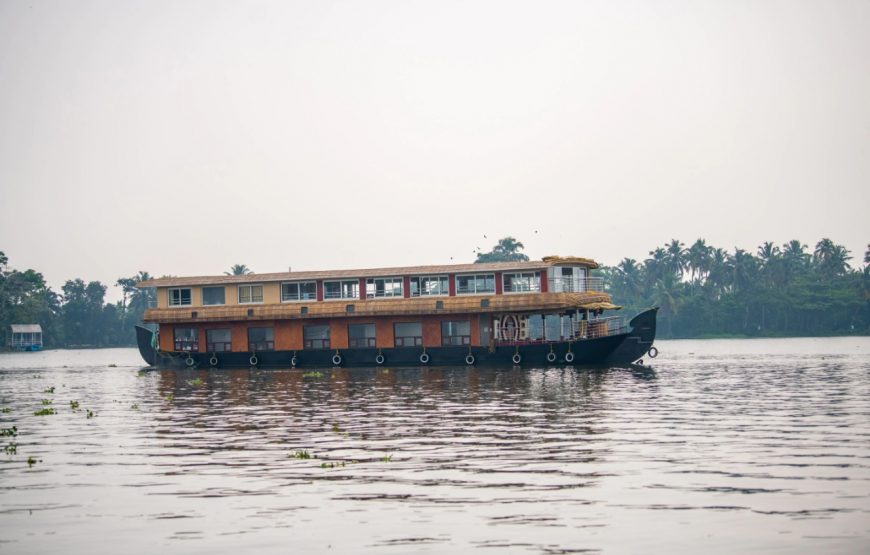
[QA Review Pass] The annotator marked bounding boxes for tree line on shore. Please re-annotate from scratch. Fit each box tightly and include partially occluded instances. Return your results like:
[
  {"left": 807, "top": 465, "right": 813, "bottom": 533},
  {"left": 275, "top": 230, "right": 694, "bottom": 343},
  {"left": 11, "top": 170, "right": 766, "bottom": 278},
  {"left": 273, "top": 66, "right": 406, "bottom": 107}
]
[
  {"left": 598, "top": 238, "right": 869, "bottom": 338},
  {"left": 0, "top": 251, "right": 154, "bottom": 348}
]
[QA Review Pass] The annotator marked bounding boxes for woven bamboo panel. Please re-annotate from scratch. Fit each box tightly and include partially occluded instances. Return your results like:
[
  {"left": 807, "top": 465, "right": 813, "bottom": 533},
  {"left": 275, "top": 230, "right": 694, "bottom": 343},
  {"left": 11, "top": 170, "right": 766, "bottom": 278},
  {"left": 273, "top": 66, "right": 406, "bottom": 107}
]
[{"left": 143, "top": 291, "right": 615, "bottom": 324}]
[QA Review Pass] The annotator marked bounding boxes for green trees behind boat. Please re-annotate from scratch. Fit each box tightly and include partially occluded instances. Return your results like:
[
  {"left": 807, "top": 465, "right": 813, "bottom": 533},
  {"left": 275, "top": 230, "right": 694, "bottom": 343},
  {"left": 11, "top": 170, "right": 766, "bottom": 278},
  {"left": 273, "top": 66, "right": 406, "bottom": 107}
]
[
  {"left": 599, "top": 239, "right": 870, "bottom": 338},
  {"left": 0, "top": 251, "right": 155, "bottom": 348}
]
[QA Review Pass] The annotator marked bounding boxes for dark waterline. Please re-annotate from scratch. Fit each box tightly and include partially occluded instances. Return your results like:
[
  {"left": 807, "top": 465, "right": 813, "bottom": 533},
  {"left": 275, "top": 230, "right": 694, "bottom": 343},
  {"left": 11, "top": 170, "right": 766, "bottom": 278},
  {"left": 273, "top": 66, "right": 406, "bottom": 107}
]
[{"left": 1, "top": 338, "right": 869, "bottom": 554}]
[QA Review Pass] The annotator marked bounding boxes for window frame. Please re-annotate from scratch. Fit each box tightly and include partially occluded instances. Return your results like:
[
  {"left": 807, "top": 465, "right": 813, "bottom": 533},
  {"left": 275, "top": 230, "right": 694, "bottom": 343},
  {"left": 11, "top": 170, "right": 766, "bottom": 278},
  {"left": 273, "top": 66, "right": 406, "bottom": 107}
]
[
  {"left": 281, "top": 280, "right": 317, "bottom": 302},
  {"left": 322, "top": 279, "right": 359, "bottom": 301},
  {"left": 168, "top": 287, "right": 192, "bottom": 307},
  {"left": 173, "top": 327, "right": 198, "bottom": 351},
  {"left": 201, "top": 286, "right": 226, "bottom": 306},
  {"left": 247, "top": 326, "right": 274, "bottom": 351},
  {"left": 393, "top": 322, "right": 423, "bottom": 348},
  {"left": 502, "top": 272, "right": 541, "bottom": 294},
  {"left": 409, "top": 275, "right": 450, "bottom": 297},
  {"left": 303, "top": 324, "right": 331, "bottom": 349},
  {"left": 205, "top": 328, "right": 232, "bottom": 352},
  {"left": 238, "top": 284, "right": 264, "bottom": 304},
  {"left": 348, "top": 323, "right": 376, "bottom": 348},
  {"left": 455, "top": 273, "right": 496, "bottom": 295},
  {"left": 441, "top": 320, "right": 471, "bottom": 346},
  {"left": 365, "top": 277, "right": 404, "bottom": 299}
]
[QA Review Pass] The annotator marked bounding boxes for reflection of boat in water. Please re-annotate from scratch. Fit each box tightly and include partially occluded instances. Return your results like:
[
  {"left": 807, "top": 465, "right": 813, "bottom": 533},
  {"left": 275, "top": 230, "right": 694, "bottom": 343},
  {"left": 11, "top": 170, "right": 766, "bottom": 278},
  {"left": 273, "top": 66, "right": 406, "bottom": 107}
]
[{"left": 134, "top": 256, "right": 657, "bottom": 369}]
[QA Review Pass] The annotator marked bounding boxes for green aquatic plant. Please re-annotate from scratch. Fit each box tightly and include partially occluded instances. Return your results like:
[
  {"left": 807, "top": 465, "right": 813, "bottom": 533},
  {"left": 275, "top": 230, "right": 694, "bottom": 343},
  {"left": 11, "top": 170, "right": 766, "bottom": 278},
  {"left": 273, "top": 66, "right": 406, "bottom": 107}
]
[
  {"left": 1, "top": 407, "right": 11, "bottom": 414},
  {"left": 34, "top": 408, "right": 55, "bottom": 416},
  {"left": 331, "top": 423, "right": 341, "bottom": 433},
  {"left": 43, "top": 387, "right": 55, "bottom": 394},
  {"left": 4, "top": 442, "right": 17, "bottom": 455},
  {"left": 302, "top": 371, "right": 323, "bottom": 378},
  {"left": 290, "top": 450, "right": 313, "bottom": 459},
  {"left": 165, "top": 394, "right": 174, "bottom": 402},
  {"left": 69, "top": 400, "right": 79, "bottom": 410},
  {"left": 1, "top": 426, "right": 17, "bottom": 437},
  {"left": 186, "top": 378, "right": 204, "bottom": 387},
  {"left": 86, "top": 409, "right": 95, "bottom": 419},
  {"left": 380, "top": 453, "right": 393, "bottom": 463},
  {"left": 27, "top": 456, "right": 40, "bottom": 467},
  {"left": 108, "top": 364, "right": 117, "bottom": 368},
  {"left": 41, "top": 399, "right": 52, "bottom": 405},
  {"left": 131, "top": 403, "right": 139, "bottom": 410},
  {"left": 320, "top": 461, "right": 346, "bottom": 469}
]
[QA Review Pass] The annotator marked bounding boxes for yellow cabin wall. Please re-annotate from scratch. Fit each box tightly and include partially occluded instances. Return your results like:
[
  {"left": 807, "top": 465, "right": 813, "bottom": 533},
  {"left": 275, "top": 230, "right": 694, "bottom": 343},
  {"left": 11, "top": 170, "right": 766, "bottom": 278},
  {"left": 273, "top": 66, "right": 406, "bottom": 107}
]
[{"left": 155, "top": 283, "right": 281, "bottom": 308}]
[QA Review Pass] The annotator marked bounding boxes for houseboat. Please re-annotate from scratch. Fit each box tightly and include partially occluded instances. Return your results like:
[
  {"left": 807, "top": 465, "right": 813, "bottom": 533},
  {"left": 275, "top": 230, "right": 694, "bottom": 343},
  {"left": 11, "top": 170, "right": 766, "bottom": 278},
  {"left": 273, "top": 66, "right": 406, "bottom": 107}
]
[{"left": 134, "top": 256, "right": 658, "bottom": 369}]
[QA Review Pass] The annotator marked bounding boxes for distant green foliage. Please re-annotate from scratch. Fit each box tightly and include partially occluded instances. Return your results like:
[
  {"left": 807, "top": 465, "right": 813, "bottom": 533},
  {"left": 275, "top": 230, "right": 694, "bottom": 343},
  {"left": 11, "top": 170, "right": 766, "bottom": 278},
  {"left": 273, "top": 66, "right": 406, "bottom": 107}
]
[
  {"left": 600, "top": 238, "right": 869, "bottom": 338},
  {"left": 0, "top": 250, "right": 154, "bottom": 348},
  {"left": 475, "top": 237, "right": 530, "bottom": 263}
]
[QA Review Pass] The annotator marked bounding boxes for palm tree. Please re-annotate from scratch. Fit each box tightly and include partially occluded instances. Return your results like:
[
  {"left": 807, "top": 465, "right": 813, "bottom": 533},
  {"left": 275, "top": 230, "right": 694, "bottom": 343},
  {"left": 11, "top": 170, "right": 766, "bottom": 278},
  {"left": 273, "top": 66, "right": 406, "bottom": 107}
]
[
  {"left": 756, "top": 241, "right": 782, "bottom": 287},
  {"left": 651, "top": 278, "right": 679, "bottom": 336},
  {"left": 616, "top": 258, "right": 644, "bottom": 301},
  {"left": 731, "top": 248, "right": 758, "bottom": 293},
  {"left": 226, "top": 264, "right": 252, "bottom": 276},
  {"left": 706, "top": 248, "right": 731, "bottom": 297},
  {"left": 813, "top": 238, "right": 851, "bottom": 277},
  {"left": 475, "top": 237, "right": 529, "bottom": 263},
  {"left": 664, "top": 239, "right": 687, "bottom": 279},
  {"left": 686, "top": 239, "right": 712, "bottom": 285}
]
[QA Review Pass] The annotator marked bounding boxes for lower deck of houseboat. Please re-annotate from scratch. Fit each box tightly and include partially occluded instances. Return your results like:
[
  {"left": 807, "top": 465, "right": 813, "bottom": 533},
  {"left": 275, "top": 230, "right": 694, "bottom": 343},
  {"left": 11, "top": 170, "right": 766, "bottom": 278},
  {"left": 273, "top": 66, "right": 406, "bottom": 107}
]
[{"left": 139, "top": 308, "right": 658, "bottom": 368}]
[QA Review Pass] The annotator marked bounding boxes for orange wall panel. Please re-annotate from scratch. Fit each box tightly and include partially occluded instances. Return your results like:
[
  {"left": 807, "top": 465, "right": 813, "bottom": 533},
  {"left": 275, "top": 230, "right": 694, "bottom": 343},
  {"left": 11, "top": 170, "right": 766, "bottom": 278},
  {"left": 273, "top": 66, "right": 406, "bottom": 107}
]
[
  {"left": 230, "top": 322, "right": 248, "bottom": 352},
  {"left": 275, "top": 320, "right": 303, "bottom": 351},
  {"left": 470, "top": 316, "right": 481, "bottom": 347},
  {"left": 422, "top": 316, "right": 441, "bottom": 348},
  {"left": 375, "top": 318, "right": 394, "bottom": 349},
  {"left": 330, "top": 319, "right": 349, "bottom": 349},
  {"left": 159, "top": 324, "right": 174, "bottom": 351}
]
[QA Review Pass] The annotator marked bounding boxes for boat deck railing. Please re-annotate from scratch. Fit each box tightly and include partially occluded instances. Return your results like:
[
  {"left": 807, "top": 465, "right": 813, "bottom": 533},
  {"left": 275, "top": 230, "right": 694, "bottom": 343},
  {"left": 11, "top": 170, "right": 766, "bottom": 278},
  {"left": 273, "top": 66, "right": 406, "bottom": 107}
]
[
  {"left": 503, "top": 277, "right": 605, "bottom": 294},
  {"left": 494, "top": 315, "right": 628, "bottom": 345}
]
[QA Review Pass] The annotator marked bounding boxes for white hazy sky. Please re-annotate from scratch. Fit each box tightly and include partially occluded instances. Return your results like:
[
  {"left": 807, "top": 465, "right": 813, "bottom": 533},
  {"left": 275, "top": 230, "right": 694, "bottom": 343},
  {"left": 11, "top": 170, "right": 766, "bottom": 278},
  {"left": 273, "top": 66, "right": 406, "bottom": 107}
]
[{"left": 1, "top": 0, "right": 868, "bottom": 301}]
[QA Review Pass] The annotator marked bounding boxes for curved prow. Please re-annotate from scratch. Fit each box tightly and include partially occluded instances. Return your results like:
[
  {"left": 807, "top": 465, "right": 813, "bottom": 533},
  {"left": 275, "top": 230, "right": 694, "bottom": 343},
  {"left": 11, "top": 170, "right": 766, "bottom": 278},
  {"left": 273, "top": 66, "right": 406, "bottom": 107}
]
[
  {"left": 604, "top": 307, "right": 658, "bottom": 364},
  {"left": 135, "top": 325, "right": 158, "bottom": 366}
]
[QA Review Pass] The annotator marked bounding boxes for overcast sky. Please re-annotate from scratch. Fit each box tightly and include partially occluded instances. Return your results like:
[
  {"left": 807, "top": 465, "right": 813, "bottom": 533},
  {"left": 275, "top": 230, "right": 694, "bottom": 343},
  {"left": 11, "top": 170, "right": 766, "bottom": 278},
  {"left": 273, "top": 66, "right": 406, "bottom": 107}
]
[{"left": 1, "top": 0, "right": 868, "bottom": 301}]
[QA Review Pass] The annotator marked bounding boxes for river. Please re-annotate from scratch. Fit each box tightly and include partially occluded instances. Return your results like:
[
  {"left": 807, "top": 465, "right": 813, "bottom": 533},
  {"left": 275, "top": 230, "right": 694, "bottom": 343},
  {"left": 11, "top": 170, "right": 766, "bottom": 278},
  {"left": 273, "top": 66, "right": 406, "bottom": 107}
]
[{"left": 1, "top": 337, "right": 868, "bottom": 554}]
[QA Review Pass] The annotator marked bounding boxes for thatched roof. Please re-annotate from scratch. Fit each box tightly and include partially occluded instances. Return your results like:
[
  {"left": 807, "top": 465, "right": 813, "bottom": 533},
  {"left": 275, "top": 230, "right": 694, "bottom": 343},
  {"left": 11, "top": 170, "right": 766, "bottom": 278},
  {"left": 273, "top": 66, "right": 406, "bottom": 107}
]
[
  {"left": 142, "top": 291, "right": 614, "bottom": 324},
  {"left": 136, "top": 257, "right": 599, "bottom": 289}
]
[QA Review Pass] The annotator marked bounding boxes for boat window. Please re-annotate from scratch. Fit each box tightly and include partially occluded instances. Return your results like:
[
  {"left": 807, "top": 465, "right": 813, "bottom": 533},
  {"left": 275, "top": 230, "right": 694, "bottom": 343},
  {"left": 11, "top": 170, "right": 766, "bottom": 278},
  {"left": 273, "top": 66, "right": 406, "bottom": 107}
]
[
  {"left": 168, "top": 288, "right": 192, "bottom": 307},
  {"left": 348, "top": 323, "right": 376, "bottom": 348},
  {"left": 323, "top": 280, "right": 359, "bottom": 300},
  {"left": 247, "top": 327, "right": 274, "bottom": 351},
  {"left": 174, "top": 327, "right": 198, "bottom": 351},
  {"left": 456, "top": 274, "right": 495, "bottom": 295},
  {"left": 281, "top": 281, "right": 317, "bottom": 302},
  {"left": 410, "top": 275, "right": 449, "bottom": 296},
  {"left": 503, "top": 272, "right": 540, "bottom": 293},
  {"left": 206, "top": 329, "right": 231, "bottom": 352},
  {"left": 365, "top": 277, "right": 403, "bottom": 298},
  {"left": 394, "top": 322, "right": 422, "bottom": 347},
  {"left": 238, "top": 284, "right": 264, "bottom": 304},
  {"left": 441, "top": 321, "right": 470, "bottom": 346},
  {"left": 303, "top": 325, "right": 330, "bottom": 349},
  {"left": 202, "top": 286, "right": 225, "bottom": 306}
]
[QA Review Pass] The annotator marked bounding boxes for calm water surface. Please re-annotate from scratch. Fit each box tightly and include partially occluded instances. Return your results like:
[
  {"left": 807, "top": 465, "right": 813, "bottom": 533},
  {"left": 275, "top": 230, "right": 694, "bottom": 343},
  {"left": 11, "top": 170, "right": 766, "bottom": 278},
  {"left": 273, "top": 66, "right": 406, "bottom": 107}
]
[{"left": 1, "top": 338, "right": 868, "bottom": 554}]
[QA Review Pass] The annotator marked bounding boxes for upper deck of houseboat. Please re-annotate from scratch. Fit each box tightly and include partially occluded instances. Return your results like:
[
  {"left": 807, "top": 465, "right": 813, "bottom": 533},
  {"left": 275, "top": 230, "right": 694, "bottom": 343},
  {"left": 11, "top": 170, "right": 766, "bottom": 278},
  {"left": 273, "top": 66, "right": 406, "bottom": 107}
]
[{"left": 138, "top": 256, "right": 619, "bottom": 325}]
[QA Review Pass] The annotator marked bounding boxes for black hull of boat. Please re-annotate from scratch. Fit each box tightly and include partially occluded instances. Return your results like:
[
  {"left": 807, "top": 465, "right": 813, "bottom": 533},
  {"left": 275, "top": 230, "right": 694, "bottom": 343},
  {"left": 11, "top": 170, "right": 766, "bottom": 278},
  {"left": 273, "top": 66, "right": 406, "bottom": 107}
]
[{"left": 135, "top": 308, "right": 658, "bottom": 369}]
